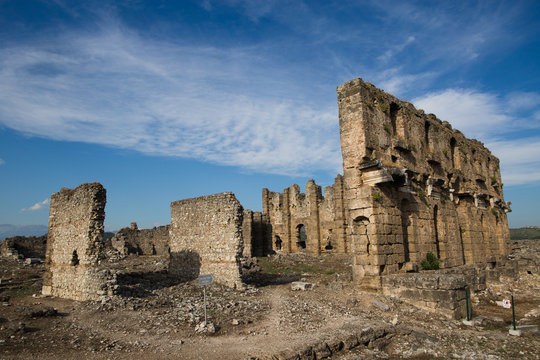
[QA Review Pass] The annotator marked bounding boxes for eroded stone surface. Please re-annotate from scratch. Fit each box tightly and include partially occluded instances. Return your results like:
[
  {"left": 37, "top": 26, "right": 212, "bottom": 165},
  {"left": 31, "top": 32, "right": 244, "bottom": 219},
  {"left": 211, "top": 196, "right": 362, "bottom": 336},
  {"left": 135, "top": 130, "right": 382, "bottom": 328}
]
[
  {"left": 169, "top": 192, "right": 244, "bottom": 289},
  {"left": 42, "top": 182, "right": 115, "bottom": 301}
]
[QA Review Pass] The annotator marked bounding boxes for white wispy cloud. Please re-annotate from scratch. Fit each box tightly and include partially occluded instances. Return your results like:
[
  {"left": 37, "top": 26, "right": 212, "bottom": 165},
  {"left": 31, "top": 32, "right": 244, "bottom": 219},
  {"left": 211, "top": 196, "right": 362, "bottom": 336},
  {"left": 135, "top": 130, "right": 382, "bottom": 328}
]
[
  {"left": 20, "top": 198, "right": 49, "bottom": 212},
  {"left": 0, "top": 158, "right": 4, "bottom": 165},
  {"left": 413, "top": 88, "right": 540, "bottom": 186},
  {"left": 0, "top": 24, "right": 342, "bottom": 176}
]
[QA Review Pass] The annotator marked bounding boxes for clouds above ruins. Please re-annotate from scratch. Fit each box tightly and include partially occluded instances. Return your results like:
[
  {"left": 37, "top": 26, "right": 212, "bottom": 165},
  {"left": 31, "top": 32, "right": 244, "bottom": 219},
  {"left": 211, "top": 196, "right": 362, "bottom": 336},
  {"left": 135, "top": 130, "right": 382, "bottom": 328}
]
[
  {"left": 20, "top": 199, "right": 49, "bottom": 213},
  {"left": 0, "top": 0, "right": 539, "bottom": 228}
]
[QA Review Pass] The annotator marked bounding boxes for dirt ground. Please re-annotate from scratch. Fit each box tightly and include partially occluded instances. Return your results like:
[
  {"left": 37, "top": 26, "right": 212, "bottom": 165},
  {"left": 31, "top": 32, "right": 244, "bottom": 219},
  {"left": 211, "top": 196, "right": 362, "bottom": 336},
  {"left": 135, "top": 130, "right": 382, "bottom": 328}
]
[{"left": 1, "top": 242, "right": 539, "bottom": 359}]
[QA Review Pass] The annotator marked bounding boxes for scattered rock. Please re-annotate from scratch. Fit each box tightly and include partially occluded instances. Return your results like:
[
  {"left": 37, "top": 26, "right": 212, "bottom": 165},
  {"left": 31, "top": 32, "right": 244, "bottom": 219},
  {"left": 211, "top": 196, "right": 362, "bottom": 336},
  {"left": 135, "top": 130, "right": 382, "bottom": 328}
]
[
  {"left": 291, "top": 281, "right": 316, "bottom": 291},
  {"left": 372, "top": 301, "right": 390, "bottom": 311}
]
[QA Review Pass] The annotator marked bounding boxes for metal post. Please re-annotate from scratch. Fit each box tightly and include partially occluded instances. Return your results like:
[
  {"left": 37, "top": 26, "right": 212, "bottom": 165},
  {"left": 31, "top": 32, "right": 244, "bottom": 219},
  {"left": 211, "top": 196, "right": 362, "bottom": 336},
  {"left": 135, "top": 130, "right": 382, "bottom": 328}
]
[
  {"left": 465, "top": 287, "right": 470, "bottom": 321},
  {"left": 203, "top": 286, "right": 207, "bottom": 324},
  {"left": 511, "top": 295, "right": 516, "bottom": 330}
]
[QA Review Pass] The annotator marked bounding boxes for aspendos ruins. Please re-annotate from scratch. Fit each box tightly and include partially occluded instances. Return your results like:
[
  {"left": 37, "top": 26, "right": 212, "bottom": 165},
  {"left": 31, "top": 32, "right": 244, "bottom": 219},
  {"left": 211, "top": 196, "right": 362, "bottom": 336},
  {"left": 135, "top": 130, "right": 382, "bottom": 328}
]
[{"left": 1, "top": 79, "right": 539, "bottom": 359}]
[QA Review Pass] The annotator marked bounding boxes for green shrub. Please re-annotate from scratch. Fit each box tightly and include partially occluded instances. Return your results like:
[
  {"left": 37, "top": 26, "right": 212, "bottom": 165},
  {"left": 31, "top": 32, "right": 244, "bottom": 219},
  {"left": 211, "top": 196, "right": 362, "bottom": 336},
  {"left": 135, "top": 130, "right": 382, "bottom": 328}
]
[
  {"left": 379, "top": 103, "right": 389, "bottom": 112},
  {"left": 373, "top": 191, "right": 381, "bottom": 201},
  {"left": 421, "top": 252, "right": 440, "bottom": 270}
]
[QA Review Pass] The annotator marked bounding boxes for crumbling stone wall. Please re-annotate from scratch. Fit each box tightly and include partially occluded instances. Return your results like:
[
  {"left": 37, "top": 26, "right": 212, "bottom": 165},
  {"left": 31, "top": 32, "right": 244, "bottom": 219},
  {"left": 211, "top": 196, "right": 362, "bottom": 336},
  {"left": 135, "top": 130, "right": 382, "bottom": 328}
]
[
  {"left": 42, "top": 183, "right": 115, "bottom": 300},
  {"left": 242, "top": 210, "right": 265, "bottom": 257},
  {"left": 337, "top": 78, "right": 511, "bottom": 286},
  {"left": 0, "top": 235, "right": 47, "bottom": 259},
  {"left": 262, "top": 175, "right": 348, "bottom": 255},
  {"left": 169, "top": 192, "right": 244, "bottom": 289},
  {"left": 109, "top": 222, "right": 169, "bottom": 256}
]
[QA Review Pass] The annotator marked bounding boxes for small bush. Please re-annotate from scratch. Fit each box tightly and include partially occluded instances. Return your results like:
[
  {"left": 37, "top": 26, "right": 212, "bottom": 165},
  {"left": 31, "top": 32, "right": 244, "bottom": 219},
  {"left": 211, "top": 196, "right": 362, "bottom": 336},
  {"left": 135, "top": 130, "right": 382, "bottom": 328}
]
[
  {"left": 421, "top": 252, "right": 440, "bottom": 270},
  {"left": 379, "top": 103, "right": 389, "bottom": 112},
  {"left": 373, "top": 191, "right": 381, "bottom": 201}
]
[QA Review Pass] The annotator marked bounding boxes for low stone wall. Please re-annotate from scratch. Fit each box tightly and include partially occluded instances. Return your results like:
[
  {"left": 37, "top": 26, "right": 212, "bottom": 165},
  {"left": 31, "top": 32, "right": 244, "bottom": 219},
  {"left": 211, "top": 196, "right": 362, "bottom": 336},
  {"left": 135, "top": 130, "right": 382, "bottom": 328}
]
[
  {"left": 381, "top": 261, "right": 519, "bottom": 320},
  {"left": 382, "top": 272, "right": 469, "bottom": 320},
  {"left": 0, "top": 235, "right": 47, "bottom": 259},
  {"left": 109, "top": 223, "right": 169, "bottom": 256},
  {"left": 169, "top": 192, "right": 244, "bottom": 289}
]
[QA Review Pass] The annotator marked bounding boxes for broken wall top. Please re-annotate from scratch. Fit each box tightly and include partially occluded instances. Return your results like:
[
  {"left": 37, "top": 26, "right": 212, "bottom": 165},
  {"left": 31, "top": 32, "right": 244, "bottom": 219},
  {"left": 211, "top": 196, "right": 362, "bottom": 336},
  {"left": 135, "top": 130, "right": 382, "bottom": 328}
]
[
  {"left": 47, "top": 182, "right": 106, "bottom": 266},
  {"left": 337, "top": 78, "right": 505, "bottom": 201}
]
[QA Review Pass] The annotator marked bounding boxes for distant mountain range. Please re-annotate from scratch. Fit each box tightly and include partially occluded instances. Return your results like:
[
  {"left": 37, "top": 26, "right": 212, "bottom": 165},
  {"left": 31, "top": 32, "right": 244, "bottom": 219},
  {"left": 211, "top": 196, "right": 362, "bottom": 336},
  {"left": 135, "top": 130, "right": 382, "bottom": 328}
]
[{"left": 0, "top": 224, "right": 48, "bottom": 241}]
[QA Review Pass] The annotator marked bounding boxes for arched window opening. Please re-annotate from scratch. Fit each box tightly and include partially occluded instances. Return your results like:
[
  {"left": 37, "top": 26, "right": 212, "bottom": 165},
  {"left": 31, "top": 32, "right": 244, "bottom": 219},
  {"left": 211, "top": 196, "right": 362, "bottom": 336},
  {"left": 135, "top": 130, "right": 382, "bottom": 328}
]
[
  {"left": 325, "top": 241, "right": 334, "bottom": 251},
  {"left": 296, "top": 224, "right": 307, "bottom": 249},
  {"left": 275, "top": 235, "right": 282, "bottom": 251},
  {"left": 353, "top": 216, "right": 370, "bottom": 255},
  {"left": 71, "top": 250, "right": 79, "bottom": 266}
]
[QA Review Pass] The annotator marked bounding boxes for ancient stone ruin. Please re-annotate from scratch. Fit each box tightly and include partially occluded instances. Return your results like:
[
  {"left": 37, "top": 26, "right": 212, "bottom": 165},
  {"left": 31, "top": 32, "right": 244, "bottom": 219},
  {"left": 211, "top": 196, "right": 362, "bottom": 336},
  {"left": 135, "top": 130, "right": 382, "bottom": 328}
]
[
  {"left": 42, "top": 183, "right": 115, "bottom": 301},
  {"left": 257, "top": 79, "right": 511, "bottom": 288},
  {"left": 39, "top": 78, "right": 512, "bottom": 319},
  {"left": 169, "top": 192, "right": 245, "bottom": 289},
  {"left": 108, "top": 222, "right": 170, "bottom": 256}
]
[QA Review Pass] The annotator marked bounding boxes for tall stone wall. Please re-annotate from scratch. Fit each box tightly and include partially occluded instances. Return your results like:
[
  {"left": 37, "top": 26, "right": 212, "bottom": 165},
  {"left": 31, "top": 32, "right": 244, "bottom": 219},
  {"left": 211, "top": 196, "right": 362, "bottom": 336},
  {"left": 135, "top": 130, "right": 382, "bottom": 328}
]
[
  {"left": 109, "top": 223, "right": 170, "bottom": 256},
  {"left": 42, "top": 183, "right": 114, "bottom": 300},
  {"left": 337, "top": 78, "right": 511, "bottom": 286},
  {"left": 262, "top": 175, "right": 348, "bottom": 255},
  {"left": 169, "top": 192, "right": 244, "bottom": 289}
]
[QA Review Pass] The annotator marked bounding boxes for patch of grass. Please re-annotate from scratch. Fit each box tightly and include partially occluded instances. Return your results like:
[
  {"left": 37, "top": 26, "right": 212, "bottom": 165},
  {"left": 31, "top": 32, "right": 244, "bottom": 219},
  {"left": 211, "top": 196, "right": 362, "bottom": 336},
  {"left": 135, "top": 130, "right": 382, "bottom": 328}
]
[
  {"left": 1, "top": 281, "right": 41, "bottom": 297},
  {"left": 379, "top": 103, "right": 389, "bottom": 112},
  {"left": 373, "top": 191, "right": 382, "bottom": 202},
  {"left": 421, "top": 252, "right": 440, "bottom": 270}
]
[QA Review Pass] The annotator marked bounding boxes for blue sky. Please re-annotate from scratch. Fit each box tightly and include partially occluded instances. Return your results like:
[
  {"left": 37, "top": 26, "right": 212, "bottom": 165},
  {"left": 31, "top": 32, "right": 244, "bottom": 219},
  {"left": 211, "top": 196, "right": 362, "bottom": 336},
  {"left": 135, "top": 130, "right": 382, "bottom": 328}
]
[{"left": 1, "top": 0, "right": 539, "bottom": 232}]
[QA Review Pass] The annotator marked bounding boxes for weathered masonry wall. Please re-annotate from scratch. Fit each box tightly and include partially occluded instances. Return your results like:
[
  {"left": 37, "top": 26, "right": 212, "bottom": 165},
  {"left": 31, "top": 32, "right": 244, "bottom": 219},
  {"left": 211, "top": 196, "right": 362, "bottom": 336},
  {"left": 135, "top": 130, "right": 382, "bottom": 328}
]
[
  {"left": 262, "top": 175, "right": 348, "bottom": 255},
  {"left": 242, "top": 210, "right": 266, "bottom": 257},
  {"left": 337, "top": 78, "right": 511, "bottom": 285},
  {"left": 169, "top": 192, "right": 244, "bottom": 289},
  {"left": 109, "top": 222, "right": 170, "bottom": 256},
  {"left": 42, "top": 183, "right": 115, "bottom": 301},
  {"left": 0, "top": 235, "right": 47, "bottom": 259}
]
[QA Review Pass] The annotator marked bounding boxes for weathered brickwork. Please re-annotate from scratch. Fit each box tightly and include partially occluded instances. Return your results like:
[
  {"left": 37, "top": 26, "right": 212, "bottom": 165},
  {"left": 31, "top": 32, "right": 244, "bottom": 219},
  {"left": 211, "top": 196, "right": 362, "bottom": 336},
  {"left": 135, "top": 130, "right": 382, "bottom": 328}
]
[
  {"left": 262, "top": 176, "right": 348, "bottom": 255},
  {"left": 0, "top": 235, "right": 47, "bottom": 259},
  {"left": 169, "top": 192, "right": 244, "bottom": 289},
  {"left": 42, "top": 183, "right": 115, "bottom": 301},
  {"left": 339, "top": 79, "right": 510, "bottom": 285},
  {"left": 260, "top": 78, "right": 511, "bottom": 287},
  {"left": 109, "top": 223, "right": 170, "bottom": 256}
]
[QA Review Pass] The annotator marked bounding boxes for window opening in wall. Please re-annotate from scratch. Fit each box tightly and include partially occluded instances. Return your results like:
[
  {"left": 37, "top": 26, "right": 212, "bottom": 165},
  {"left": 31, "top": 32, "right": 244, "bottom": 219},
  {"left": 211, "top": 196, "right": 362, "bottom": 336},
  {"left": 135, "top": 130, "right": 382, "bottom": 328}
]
[
  {"left": 71, "top": 250, "right": 79, "bottom": 266},
  {"left": 434, "top": 205, "right": 440, "bottom": 259},
  {"left": 424, "top": 121, "right": 430, "bottom": 148},
  {"left": 400, "top": 199, "right": 411, "bottom": 262},
  {"left": 450, "top": 137, "right": 456, "bottom": 168},
  {"left": 390, "top": 102, "right": 400, "bottom": 135},
  {"left": 296, "top": 224, "right": 307, "bottom": 249},
  {"left": 275, "top": 235, "right": 282, "bottom": 251},
  {"left": 459, "top": 226, "right": 466, "bottom": 264},
  {"left": 325, "top": 241, "right": 334, "bottom": 251},
  {"left": 353, "top": 216, "right": 370, "bottom": 255}
]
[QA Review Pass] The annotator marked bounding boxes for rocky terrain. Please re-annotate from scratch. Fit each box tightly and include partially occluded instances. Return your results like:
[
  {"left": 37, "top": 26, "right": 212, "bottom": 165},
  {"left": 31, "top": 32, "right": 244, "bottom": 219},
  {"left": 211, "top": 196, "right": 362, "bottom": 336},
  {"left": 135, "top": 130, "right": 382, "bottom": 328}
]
[{"left": 0, "top": 241, "right": 539, "bottom": 359}]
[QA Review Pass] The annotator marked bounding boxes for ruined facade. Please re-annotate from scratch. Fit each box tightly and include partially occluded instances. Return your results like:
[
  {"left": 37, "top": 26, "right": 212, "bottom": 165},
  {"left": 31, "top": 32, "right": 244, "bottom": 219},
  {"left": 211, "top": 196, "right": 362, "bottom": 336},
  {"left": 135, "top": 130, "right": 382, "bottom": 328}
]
[
  {"left": 262, "top": 176, "right": 348, "bottom": 255},
  {"left": 0, "top": 235, "right": 47, "bottom": 259},
  {"left": 169, "top": 192, "right": 245, "bottom": 289},
  {"left": 42, "top": 183, "right": 114, "bottom": 300},
  {"left": 108, "top": 222, "right": 170, "bottom": 256},
  {"left": 260, "top": 78, "right": 511, "bottom": 286}
]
